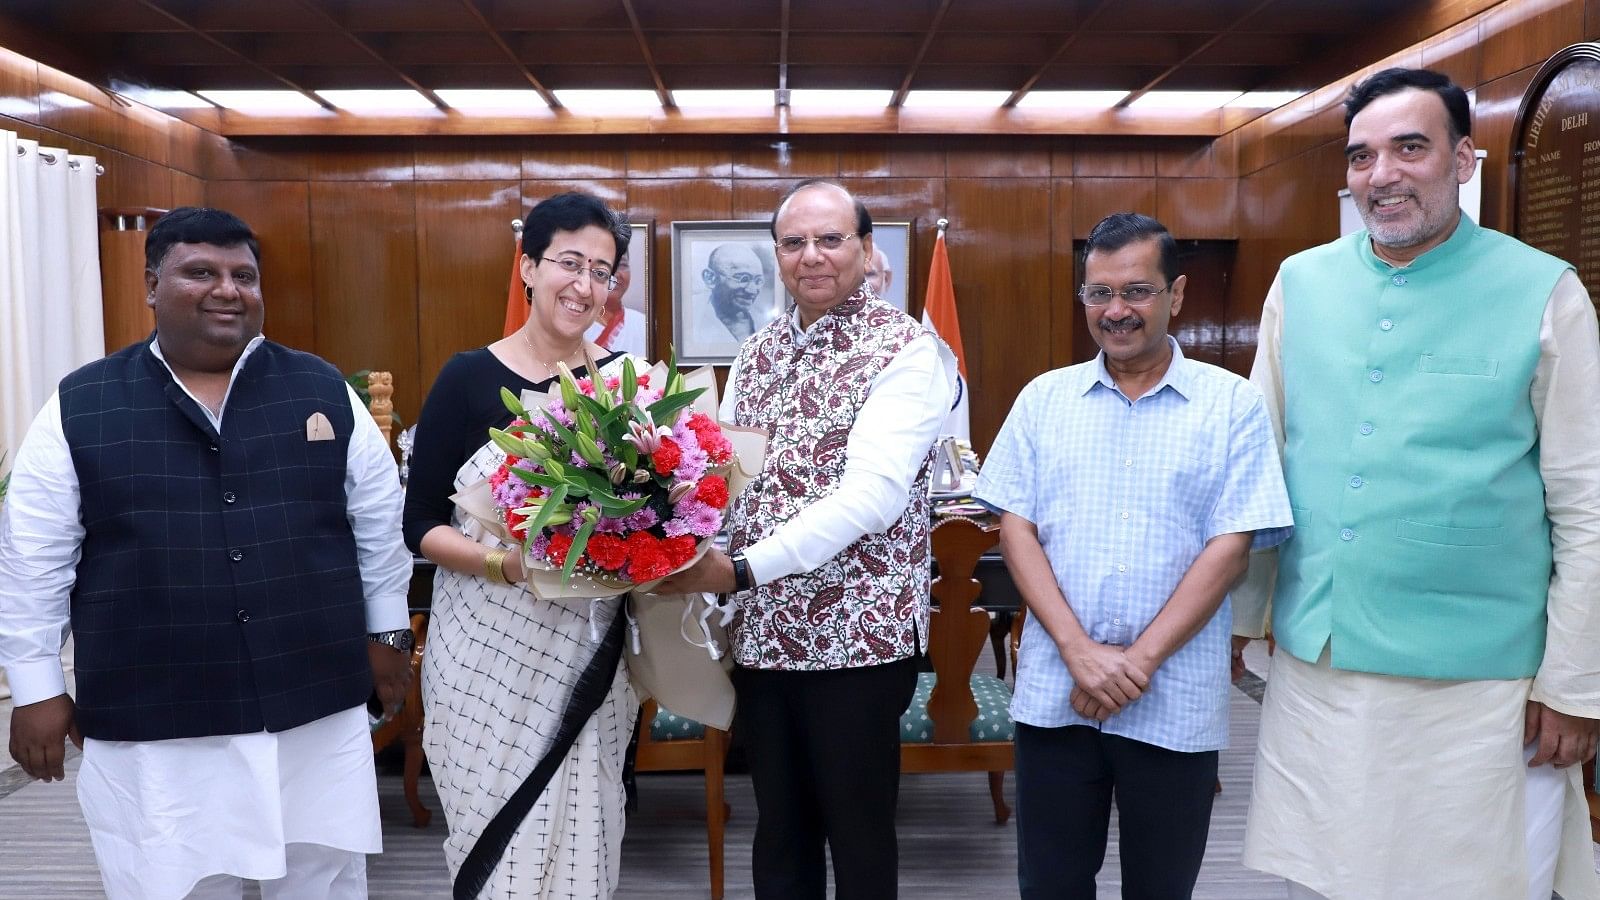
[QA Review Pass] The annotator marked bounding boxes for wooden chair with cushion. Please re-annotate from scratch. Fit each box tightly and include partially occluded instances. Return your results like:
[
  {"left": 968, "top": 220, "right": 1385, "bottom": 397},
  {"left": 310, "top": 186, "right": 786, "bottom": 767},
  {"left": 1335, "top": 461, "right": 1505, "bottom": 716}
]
[
  {"left": 633, "top": 699, "right": 731, "bottom": 900},
  {"left": 901, "top": 516, "right": 1015, "bottom": 824}
]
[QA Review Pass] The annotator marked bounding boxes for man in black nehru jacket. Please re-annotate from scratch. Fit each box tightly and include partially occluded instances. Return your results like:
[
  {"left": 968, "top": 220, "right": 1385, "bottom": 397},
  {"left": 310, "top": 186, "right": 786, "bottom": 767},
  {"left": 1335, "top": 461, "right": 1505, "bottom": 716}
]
[{"left": 0, "top": 207, "right": 413, "bottom": 899}]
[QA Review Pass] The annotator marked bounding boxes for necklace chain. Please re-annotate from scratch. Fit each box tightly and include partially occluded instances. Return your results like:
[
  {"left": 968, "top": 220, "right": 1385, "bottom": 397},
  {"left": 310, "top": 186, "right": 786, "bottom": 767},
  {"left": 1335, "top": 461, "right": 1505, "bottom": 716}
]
[{"left": 521, "top": 326, "right": 582, "bottom": 378}]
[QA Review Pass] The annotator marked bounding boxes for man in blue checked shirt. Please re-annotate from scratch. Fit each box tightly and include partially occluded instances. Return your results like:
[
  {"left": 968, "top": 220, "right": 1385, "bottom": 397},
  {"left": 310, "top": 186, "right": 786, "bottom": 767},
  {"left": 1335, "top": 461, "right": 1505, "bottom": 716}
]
[{"left": 975, "top": 212, "right": 1293, "bottom": 900}]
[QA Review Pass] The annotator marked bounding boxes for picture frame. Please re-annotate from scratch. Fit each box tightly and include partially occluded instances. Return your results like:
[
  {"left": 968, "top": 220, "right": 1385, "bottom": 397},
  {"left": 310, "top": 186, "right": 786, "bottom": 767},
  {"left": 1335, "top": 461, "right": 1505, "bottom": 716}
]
[
  {"left": 671, "top": 220, "right": 783, "bottom": 366},
  {"left": 866, "top": 220, "right": 914, "bottom": 313},
  {"left": 592, "top": 220, "right": 653, "bottom": 359}
]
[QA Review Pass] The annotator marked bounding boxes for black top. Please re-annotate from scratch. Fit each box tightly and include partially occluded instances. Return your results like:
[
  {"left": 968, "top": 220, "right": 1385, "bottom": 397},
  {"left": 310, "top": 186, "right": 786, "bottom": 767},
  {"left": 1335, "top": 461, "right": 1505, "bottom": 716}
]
[{"left": 402, "top": 347, "right": 624, "bottom": 553}]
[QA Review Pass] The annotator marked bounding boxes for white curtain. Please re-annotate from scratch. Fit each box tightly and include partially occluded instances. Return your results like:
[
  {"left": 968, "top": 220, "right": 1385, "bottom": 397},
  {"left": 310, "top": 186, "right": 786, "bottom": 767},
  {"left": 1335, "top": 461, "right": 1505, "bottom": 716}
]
[{"left": 0, "top": 131, "right": 103, "bottom": 699}]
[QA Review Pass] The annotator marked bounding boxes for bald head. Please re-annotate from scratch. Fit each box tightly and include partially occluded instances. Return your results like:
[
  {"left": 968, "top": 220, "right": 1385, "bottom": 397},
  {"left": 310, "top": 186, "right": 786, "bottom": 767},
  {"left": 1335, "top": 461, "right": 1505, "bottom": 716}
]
[
  {"left": 772, "top": 181, "right": 875, "bottom": 327},
  {"left": 865, "top": 245, "right": 893, "bottom": 296},
  {"left": 703, "top": 242, "right": 766, "bottom": 313}
]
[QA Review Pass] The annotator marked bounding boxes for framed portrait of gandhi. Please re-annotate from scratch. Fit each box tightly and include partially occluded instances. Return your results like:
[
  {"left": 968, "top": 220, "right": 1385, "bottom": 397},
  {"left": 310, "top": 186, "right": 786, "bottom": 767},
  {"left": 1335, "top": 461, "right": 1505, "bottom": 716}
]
[{"left": 671, "top": 220, "right": 783, "bottom": 366}]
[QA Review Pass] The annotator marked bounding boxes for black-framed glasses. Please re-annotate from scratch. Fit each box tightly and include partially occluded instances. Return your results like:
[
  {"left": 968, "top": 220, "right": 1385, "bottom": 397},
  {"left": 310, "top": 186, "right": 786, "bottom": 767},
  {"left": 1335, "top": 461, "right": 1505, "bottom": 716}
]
[
  {"left": 1078, "top": 284, "right": 1170, "bottom": 307},
  {"left": 542, "top": 256, "right": 619, "bottom": 291},
  {"left": 774, "top": 232, "right": 858, "bottom": 256}
]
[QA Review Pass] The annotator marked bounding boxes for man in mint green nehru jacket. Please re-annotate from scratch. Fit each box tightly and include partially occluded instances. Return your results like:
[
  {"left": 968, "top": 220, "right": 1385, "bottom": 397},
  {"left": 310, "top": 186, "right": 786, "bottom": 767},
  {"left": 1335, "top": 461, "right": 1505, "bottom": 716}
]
[{"left": 1233, "top": 67, "right": 1600, "bottom": 900}]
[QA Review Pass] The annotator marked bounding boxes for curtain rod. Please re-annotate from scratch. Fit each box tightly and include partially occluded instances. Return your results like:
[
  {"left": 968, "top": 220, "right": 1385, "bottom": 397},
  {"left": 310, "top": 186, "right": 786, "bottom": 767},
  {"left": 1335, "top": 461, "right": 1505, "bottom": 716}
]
[{"left": 14, "top": 144, "right": 105, "bottom": 175}]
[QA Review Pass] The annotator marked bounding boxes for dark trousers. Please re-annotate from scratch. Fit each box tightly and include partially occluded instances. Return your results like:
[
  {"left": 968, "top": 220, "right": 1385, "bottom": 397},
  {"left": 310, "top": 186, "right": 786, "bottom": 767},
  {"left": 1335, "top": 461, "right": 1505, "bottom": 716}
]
[
  {"left": 1015, "top": 722, "right": 1218, "bottom": 900},
  {"left": 732, "top": 657, "right": 919, "bottom": 900}
]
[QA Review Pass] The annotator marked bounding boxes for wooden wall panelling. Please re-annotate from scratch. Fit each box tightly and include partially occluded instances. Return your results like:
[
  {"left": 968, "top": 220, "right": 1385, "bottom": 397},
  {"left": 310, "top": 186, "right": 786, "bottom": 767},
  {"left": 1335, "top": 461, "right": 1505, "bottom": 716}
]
[
  {"left": 884, "top": 142, "right": 947, "bottom": 178},
  {"left": 944, "top": 177, "right": 1053, "bottom": 453},
  {"left": 1074, "top": 140, "right": 1157, "bottom": 178},
  {"left": 837, "top": 140, "right": 893, "bottom": 178},
  {"left": 34, "top": 63, "right": 170, "bottom": 167},
  {"left": 1470, "top": 63, "right": 1542, "bottom": 233},
  {"left": 625, "top": 177, "right": 736, "bottom": 363},
  {"left": 729, "top": 180, "right": 790, "bottom": 221},
  {"left": 522, "top": 179, "right": 628, "bottom": 211},
  {"left": 205, "top": 180, "right": 318, "bottom": 355},
  {"left": 1590, "top": 0, "right": 1600, "bottom": 34},
  {"left": 945, "top": 138, "right": 1051, "bottom": 178},
  {"left": 1157, "top": 178, "right": 1238, "bottom": 240},
  {"left": 731, "top": 140, "right": 840, "bottom": 179},
  {"left": 1072, "top": 177, "right": 1158, "bottom": 238},
  {"left": 98, "top": 151, "right": 174, "bottom": 211},
  {"left": 0, "top": 47, "right": 41, "bottom": 125},
  {"left": 170, "top": 170, "right": 205, "bottom": 207},
  {"left": 308, "top": 180, "right": 423, "bottom": 426},
  {"left": 414, "top": 180, "right": 523, "bottom": 405},
  {"left": 167, "top": 119, "right": 207, "bottom": 178},
  {"left": 1155, "top": 138, "right": 1227, "bottom": 179},
  {"left": 308, "top": 141, "right": 417, "bottom": 182},
  {"left": 1225, "top": 170, "right": 1271, "bottom": 377},
  {"left": 627, "top": 139, "right": 734, "bottom": 179},
  {"left": 1048, "top": 177, "right": 1076, "bottom": 370},
  {"left": 1050, "top": 139, "right": 1075, "bottom": 179},
  {"left": 1238, "top": 116, "right": 1272, "bottom": 176},
  {"left": 1479, "top": 0, "right": 1586, "bottom": 81},
  {"left": 523, "top": 140, "right": 629, "bottom": 180},
  {"left": 1421, "top": 18, "right": 1486, "bottom": 87},
  {"left": 836, "top": 175, "right": 947, "bottom": 319},
  {"left": 98, "top": 226, "right": 152, "bottom": 354},
  {"left": 202, "top": 135, "right": 312, "bottom": 181},
  {"left": 414, "top": 139, "right": 521, "bottom": 181}
]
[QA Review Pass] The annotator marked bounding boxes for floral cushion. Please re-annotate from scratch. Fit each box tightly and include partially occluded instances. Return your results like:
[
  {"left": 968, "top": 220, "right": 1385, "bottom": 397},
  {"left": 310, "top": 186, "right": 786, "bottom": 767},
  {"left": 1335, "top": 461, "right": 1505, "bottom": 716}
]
[
  {"left": 900, "top": 671, "right": 1015, "bottom": 743},
  {"left": 651, "top": 705, "right": 707, "bottom": 742}
]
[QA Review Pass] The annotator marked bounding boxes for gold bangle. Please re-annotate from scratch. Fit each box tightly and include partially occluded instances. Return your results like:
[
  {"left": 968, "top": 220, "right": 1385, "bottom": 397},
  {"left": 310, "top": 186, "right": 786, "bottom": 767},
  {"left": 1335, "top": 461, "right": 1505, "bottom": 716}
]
[{"left": 484, "top": 549, "right": 509, "bottom": 585}]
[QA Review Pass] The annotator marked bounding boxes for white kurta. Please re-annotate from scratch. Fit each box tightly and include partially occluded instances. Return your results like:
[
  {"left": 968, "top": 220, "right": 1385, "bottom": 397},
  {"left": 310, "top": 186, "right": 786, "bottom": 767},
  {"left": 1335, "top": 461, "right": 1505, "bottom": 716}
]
[
  {"left": 0, "top": 336, "right": 413, "bottom": 899},
  {"left": 1236, "top": 269, "right": 1600, "bottom": 900}
]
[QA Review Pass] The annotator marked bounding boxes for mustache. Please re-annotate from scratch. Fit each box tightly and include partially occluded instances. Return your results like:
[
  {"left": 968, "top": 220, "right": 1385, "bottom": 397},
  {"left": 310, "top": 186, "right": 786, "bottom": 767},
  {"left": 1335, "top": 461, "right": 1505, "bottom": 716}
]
[{"left": 1099, "top": 315, "right": 1143, "bottom": 333}]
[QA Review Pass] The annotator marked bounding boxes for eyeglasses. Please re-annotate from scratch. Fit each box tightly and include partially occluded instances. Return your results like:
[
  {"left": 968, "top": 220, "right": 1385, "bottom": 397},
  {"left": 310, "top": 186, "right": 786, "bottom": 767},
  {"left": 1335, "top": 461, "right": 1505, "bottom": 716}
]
[
  {"left": 774, "top": 232, "right": 858, "bottom": 256},
  {"left": 716, "top": 271, "right": 764, "bottom": 286},
  {"left": 542, "top": 256, "right": 619, "bottom": 291},
  {"left": 1078, "top": 284, "right": 1170, "bottom": 307}
]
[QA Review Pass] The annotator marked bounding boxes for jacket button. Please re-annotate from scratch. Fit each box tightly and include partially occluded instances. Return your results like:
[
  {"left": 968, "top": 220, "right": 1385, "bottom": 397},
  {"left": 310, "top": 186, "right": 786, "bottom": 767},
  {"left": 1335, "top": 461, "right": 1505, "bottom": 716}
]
[
  {"left": 209, "top": 444, "right": 220, "bottom": 452},
  {"left": 229, "top": 549, "right": 244, "bottom": 562},
  {"left": 237, "top": 609, "right": 251, "bottom": 623},
  {"left": 223, "top": 491, "right": 238, "bottom": 504}
]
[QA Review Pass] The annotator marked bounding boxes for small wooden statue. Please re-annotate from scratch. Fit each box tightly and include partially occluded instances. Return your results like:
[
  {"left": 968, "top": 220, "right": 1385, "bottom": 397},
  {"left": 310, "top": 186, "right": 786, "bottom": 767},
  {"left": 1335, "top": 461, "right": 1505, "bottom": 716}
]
[{"left": 367, "top": 370, "right": 394, "bottom": 446}]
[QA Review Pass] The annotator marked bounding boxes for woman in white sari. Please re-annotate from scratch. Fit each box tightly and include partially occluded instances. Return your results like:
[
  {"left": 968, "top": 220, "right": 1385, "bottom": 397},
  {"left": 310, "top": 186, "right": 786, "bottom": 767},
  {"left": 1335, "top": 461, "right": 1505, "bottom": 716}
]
[{"left": 402, "top": 193, "right": 638, "bottom": 899}]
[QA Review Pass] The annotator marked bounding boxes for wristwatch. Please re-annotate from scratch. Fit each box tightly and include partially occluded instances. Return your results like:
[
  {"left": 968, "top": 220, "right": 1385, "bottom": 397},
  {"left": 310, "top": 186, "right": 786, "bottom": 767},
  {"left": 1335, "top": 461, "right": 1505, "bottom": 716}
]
[
  {"left": 731, "top": 551, "right": 753, "bottom": 593},
  {"left": 368, "top": 628, "right": 416, "bottom": 655}
]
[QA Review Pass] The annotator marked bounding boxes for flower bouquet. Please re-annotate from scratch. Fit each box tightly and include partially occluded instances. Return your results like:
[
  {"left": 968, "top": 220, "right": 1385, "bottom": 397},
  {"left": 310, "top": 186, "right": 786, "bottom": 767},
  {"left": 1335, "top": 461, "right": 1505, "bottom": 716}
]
[{"left": 452, "top": 350, "right": 765, "bottom": 728}]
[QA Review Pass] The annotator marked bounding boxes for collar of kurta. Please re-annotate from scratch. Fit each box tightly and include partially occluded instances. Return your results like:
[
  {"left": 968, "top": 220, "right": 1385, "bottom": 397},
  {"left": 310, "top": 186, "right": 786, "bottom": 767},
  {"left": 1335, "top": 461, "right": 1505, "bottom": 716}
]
[
  {"left": 1085, "top": 335, "right": 1194, "bottom": 402},
  {"left": 1357, "top": 211, "right": 1478, "bottom": 275},
  {"left": 784, "top": 284, "right": 874, "bottom": 346}
]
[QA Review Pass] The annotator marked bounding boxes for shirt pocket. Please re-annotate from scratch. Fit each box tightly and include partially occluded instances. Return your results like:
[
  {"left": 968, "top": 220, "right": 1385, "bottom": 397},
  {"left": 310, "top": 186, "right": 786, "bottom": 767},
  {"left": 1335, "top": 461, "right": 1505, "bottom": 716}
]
[
  {"left": 1395, "top": 518, "right": 1505, "bottom": 547},
  {"left": 1416, "top": 354, "right": 1499, "bottom": 377}
]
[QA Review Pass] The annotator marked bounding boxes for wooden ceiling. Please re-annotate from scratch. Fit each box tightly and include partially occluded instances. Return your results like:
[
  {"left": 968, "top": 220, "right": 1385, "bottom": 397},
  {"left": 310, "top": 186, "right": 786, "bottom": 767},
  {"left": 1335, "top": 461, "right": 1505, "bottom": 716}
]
[{"left": 0, "top": 0, "right": 1451, "bottom": 136}]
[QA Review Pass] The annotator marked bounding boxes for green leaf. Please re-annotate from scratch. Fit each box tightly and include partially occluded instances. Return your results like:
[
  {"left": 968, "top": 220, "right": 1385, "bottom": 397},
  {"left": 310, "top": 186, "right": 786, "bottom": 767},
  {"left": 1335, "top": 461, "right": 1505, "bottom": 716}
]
[
  {"left": 499, "top": 386, "right": 529, "bottom": 420},
  {"left": 522, "top": 483, "right": 569, "bottom": 536},
  {"left": 509, "top": 469, "right": 567, "bottom": 490},
  {"left": 594, "top": 493, "right": 649, "bottom": 517},
  {"left": 648, "top": 388, "right": 706, "bottom": 427},
  {"left": 619, "top": 442, "right": 639, "bottom": 470},
  {"left": 562, "top": 514, "right": 599, "bottom": 584},
  {"left": 539, "top": 410, "right": 580, "bottom": 448}
]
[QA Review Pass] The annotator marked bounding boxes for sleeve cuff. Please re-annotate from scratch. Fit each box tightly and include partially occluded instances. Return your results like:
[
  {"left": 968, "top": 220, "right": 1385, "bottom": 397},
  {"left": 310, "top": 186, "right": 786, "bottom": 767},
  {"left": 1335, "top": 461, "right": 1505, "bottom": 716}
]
[
  {"left": 364, "top": 594, "right": 411, "bottom": 633},
  {"left": 6, "top": 660, "right": 68, "bottom": 708}
]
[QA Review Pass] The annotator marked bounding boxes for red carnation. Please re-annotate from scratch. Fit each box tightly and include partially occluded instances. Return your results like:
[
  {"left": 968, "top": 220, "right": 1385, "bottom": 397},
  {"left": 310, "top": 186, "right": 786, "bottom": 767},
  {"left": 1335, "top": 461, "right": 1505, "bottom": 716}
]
[
  {"left": 652, "top": 437, "right": 682, "bottom": 476},
  {"left": 694, "top": 474, "right": 729, "bottom": 509},
  {"left": 629, "top": 548, "right": 674, "bottom": 582},
  {"left": 546, "top": 533, "right": 582, "bottom": 567},
  {"left": 586, "top": 533, "right": 629, "bottom": 570},
  {"left": 661, "top": 535, "right": 698, "bottom": 569},
  {"left": 626, "top": 531, "right": 661, "bottom": 551},
  {"left": 505, "top": 508, "right": 529, "bottom": 537}
]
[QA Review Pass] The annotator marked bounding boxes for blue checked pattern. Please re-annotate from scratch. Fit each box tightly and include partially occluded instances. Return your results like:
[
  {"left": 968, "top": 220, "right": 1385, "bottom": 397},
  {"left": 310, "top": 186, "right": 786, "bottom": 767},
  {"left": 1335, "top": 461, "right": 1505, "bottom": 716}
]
[{"left": 975, "top": 338, "right": 1292, "bottom": 752}]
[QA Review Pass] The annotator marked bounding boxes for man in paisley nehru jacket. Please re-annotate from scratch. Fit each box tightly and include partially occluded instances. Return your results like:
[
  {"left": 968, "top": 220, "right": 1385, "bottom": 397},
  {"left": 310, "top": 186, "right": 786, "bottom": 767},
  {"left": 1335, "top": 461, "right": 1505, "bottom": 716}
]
[{"left": 657, "top": 179, "right": 957, "bottom": 899}]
